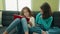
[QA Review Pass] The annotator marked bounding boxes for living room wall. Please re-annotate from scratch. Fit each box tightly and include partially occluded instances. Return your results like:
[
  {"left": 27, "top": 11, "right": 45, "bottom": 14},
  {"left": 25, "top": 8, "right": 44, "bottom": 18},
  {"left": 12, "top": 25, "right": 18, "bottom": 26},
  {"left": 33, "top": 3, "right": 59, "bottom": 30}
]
[
  {"left": 0, "top": 0, "right": 59, "bottom": 11},
  {"left": 32, "top": 0, "right": 59, "bottom": 11},
  {"left": 0, "top": 0, "right": 4, "bottom": 10},
  {"left": 0, "top": 0, "right": 4, "bottom": 25}
]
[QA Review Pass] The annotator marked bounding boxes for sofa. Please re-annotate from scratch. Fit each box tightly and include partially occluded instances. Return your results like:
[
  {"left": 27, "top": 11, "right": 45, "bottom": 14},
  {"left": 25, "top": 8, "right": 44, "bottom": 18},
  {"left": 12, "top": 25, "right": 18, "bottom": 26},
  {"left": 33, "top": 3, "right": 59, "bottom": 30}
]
[{"left": 0, "top": 11, "right": 60, "bottom": 34}]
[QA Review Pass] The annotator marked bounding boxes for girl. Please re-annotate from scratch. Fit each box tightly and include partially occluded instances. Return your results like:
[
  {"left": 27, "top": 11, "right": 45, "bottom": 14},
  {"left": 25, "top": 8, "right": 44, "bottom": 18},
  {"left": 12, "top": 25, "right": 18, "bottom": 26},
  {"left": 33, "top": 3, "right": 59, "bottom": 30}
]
[
  {"left": 29, "top": 2, "right": 53, "bottom": 34},
  {"left": 3, "top": 7, "right": 35, "bottom": 34}
]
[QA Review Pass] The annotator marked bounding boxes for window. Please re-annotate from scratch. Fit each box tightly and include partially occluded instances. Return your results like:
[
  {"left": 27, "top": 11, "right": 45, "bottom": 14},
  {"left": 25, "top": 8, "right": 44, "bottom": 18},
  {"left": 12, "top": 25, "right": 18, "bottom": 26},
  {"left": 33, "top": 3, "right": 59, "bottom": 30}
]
[
  {"left": 5, "top": 0, "right": 31, "bottom": 11},
  {"left": 18, "top": 0, "right": 31, "bottom": 11},
  {"left": 5, "top": 0, "right": 17, "bottom": 11}
]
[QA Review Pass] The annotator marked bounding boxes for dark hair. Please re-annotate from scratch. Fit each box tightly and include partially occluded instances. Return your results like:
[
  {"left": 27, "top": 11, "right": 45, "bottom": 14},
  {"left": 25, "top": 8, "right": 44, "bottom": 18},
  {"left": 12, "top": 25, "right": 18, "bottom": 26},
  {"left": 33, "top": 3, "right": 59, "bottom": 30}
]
[
  {"left": 40, "top": 2, "right": 52, "bottom": 19},
  {"left": 21, "top": 7, "right": 32, "bottom": 17}
]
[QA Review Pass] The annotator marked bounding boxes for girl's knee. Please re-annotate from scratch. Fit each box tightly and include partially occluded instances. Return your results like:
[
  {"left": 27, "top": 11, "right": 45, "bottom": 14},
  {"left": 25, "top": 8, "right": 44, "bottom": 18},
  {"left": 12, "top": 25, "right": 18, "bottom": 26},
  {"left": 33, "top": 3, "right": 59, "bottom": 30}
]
[
  {"left": 21, "top": 18, "right": 27, "bottom": 22},
  {"left": 15, "top": 18, "right": 20, "bottom": 20},
  {"left": 13, "top": 18, "right": 21, "bottom": 23},
  {"left": 21, "top": 18, "right": 26, "bottom": 20}
]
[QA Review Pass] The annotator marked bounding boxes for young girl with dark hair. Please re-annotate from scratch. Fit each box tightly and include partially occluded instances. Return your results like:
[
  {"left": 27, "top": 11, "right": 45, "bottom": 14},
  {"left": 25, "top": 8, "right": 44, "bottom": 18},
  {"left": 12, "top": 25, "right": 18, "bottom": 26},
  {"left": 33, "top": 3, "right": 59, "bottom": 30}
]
[{"left": 29, "top": 2, "right": 53, "bottom": 34}]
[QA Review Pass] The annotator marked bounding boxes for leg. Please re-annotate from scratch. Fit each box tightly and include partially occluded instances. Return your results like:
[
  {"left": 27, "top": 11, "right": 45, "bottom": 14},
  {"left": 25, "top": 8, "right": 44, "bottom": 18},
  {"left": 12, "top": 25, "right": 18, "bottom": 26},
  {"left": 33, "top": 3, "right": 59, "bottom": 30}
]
[
  {"left": 21, "top": 18, "right": 29, "bottom": 34},
  {"left": 16, "top": 21, "right": 24, "bottom": 34},
  {"left": 4, "top": 18, "right": 21, "bottom": 33},
  {"left": 29, "top": 26, "right": 42, "bottom": 34}
]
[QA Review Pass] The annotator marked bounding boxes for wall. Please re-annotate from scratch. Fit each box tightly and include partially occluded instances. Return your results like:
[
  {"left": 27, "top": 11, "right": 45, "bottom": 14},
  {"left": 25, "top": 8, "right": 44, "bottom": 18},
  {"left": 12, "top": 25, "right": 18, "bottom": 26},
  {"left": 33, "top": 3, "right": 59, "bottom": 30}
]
[
  {"left": 0, "top": 0, "right": 4, "bottom": 10},
  {"left": 32, "top": 0, "right": 59, "bottom": 11},
  {"left": 0, "top": 0, "right": 59, "bottom": 11},
  {"left": 59, "top": 0, "right": 60, "bottom": 11},
  {"left": 0, "top": 0, "right": 4, "bottom": 25}
]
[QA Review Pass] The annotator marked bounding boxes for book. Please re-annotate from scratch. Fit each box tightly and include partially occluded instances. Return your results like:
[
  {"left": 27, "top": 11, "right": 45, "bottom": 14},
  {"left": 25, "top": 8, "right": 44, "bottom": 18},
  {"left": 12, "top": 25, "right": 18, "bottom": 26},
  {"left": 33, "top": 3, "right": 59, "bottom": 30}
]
[{"left": 13, "top": 14, "right": 30, "bottom": 22}]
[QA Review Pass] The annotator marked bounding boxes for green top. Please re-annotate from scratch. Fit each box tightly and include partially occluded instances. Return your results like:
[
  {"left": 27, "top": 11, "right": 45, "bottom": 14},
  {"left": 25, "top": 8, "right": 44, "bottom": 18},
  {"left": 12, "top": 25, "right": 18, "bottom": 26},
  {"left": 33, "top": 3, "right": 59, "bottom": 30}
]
[{"left": 36, "top": 13, "right": 53, "bottom": 30}]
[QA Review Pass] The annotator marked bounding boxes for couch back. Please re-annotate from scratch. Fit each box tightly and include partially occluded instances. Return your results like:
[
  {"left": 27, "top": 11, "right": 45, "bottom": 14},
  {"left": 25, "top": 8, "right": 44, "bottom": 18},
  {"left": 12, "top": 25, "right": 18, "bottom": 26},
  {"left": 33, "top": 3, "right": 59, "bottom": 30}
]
[
  {"left": 52, "top": 12, "right": 60, "bottom": 27},
  {"left": 1, "top": 11, "right": 60, "bottom": 27},
  {"left": 2, "top": 11, "right": 20, "bottom": 26}
]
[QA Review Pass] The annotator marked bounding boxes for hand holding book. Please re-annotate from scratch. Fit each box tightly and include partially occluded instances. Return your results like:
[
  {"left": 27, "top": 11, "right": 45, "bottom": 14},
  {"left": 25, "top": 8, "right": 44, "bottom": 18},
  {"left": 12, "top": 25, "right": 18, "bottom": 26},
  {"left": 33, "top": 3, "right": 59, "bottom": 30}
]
[{"left": 13, "top": 14, "right": 30, "bottom": 22}]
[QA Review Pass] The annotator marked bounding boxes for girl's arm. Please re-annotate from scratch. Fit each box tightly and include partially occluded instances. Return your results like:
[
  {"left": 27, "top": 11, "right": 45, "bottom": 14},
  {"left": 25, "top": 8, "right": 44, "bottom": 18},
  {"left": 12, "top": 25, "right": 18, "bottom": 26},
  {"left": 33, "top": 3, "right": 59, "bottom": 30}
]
[
  {"left": 28, "top": 17, "right": 35, "bottom": 27},
  {"left": 28, "top": 21, "right": 32, "bottom": 26},
  {"left": 40, "top": 16, "right": 53, "bottom": 30}
]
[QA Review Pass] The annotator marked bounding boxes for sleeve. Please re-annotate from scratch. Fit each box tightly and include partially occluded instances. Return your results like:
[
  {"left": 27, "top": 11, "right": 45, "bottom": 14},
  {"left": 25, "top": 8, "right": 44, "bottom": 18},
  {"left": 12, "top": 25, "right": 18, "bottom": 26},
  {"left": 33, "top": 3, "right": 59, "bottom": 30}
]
[
  {"left": 40, "top": 16, "right": 53, "bottom": 29},
  {"left": 36, "top": 13, "right": 40, "bottom": 24},
  {"left": 30, "top": 17, "right": 35, "bottom": 27}
]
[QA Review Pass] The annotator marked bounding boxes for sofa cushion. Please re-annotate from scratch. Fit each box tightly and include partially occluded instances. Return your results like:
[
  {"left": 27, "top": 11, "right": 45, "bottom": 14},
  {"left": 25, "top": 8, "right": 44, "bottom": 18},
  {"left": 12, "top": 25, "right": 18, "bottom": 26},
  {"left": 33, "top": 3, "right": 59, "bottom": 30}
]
[{"left": 48, "top": 27, "right": 60, "bottom": 34}]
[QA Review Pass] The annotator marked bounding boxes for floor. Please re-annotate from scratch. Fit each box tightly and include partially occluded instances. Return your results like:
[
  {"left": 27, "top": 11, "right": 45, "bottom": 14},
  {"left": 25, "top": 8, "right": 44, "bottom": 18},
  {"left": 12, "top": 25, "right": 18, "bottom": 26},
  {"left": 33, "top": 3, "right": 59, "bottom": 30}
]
[
  {"left": 0, "top": 27, "right": 17, "bottom": 34},
  {"left": 0, "top": 27, "right": 60, "bottom": 34}
]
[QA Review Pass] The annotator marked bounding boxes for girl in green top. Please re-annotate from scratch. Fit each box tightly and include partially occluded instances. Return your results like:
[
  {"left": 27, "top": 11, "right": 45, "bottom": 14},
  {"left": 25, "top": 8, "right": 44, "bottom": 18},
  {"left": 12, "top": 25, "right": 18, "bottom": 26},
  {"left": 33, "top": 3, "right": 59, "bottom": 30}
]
[{"left": 29, "top": 2, "right": 53, "bottom": 34}]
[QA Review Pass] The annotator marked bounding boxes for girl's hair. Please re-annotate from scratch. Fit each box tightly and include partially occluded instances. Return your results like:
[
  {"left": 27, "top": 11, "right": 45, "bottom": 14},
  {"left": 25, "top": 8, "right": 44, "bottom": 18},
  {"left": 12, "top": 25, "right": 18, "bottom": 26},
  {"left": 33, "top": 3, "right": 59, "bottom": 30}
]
[
  {"left": 40, "top": 2, "right": 52, "bottom": 19},
  {"left": 21, "top": 7, "right": 32, "bottom": 17}
]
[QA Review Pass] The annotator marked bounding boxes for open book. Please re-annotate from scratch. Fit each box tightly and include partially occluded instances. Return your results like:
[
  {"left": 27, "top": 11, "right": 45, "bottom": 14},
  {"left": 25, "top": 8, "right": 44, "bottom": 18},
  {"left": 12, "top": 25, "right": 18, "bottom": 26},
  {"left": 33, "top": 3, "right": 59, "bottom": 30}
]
[{"left": 13, "top": 14, "right": 30, "bottom": 22}]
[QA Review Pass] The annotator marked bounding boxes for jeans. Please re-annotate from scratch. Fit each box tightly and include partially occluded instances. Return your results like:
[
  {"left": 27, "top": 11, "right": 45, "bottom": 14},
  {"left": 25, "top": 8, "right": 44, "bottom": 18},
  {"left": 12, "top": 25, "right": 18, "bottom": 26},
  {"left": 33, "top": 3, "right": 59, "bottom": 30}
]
[
  {"left": 29, "top": 24, "right": 47, "bottom": 34},
  {"left": 29, "top": 26, "right": 41, "bottom": 34},
  {"left": 6, "top": 18, "right": 28, "bottom": 34}
]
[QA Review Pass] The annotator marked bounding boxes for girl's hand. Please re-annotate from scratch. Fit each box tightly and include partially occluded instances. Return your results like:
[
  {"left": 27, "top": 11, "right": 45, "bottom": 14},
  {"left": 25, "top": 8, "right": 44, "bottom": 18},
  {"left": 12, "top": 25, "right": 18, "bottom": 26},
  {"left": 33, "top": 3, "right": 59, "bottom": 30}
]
[
  {"left": 28, "top": 21, "right": 32, "bottom": 26},
  {"left": 26, "top": 17, "right": 30, "bottom": 22},
  {"left": 3, "top": 31, "right": 8, "bottom": 34},
  {"left": 42, "top": 30, "right": 47, "bottom": 34}
]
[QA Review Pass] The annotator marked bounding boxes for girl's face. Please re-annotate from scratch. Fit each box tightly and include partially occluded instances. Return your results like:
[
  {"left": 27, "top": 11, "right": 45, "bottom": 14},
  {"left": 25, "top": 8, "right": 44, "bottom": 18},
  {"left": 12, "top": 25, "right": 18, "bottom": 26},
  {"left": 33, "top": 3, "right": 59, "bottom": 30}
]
[
  {"left": 40, "top": 8, "right": 43, "bottom": 14},
  {"left": 23, "top": 9, "right": 30, "bottom": 17}
]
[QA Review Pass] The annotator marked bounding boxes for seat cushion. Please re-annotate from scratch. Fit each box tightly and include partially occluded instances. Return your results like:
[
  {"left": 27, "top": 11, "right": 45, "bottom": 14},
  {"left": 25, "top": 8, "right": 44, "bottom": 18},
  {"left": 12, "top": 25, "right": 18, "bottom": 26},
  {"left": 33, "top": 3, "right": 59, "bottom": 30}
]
[{"left": 48, "top": 27, "right": 60, "bottom": 34}]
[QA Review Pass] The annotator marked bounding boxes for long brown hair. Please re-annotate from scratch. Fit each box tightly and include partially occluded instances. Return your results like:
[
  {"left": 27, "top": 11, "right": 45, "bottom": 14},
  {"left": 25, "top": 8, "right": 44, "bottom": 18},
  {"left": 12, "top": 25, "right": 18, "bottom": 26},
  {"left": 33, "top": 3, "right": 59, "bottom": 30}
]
[
  {"left": 21, "top": 7, "right": 32, "bottom": 17},
  {"left": 40, "top": 2, "right": 52, "bottom": 19}
]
